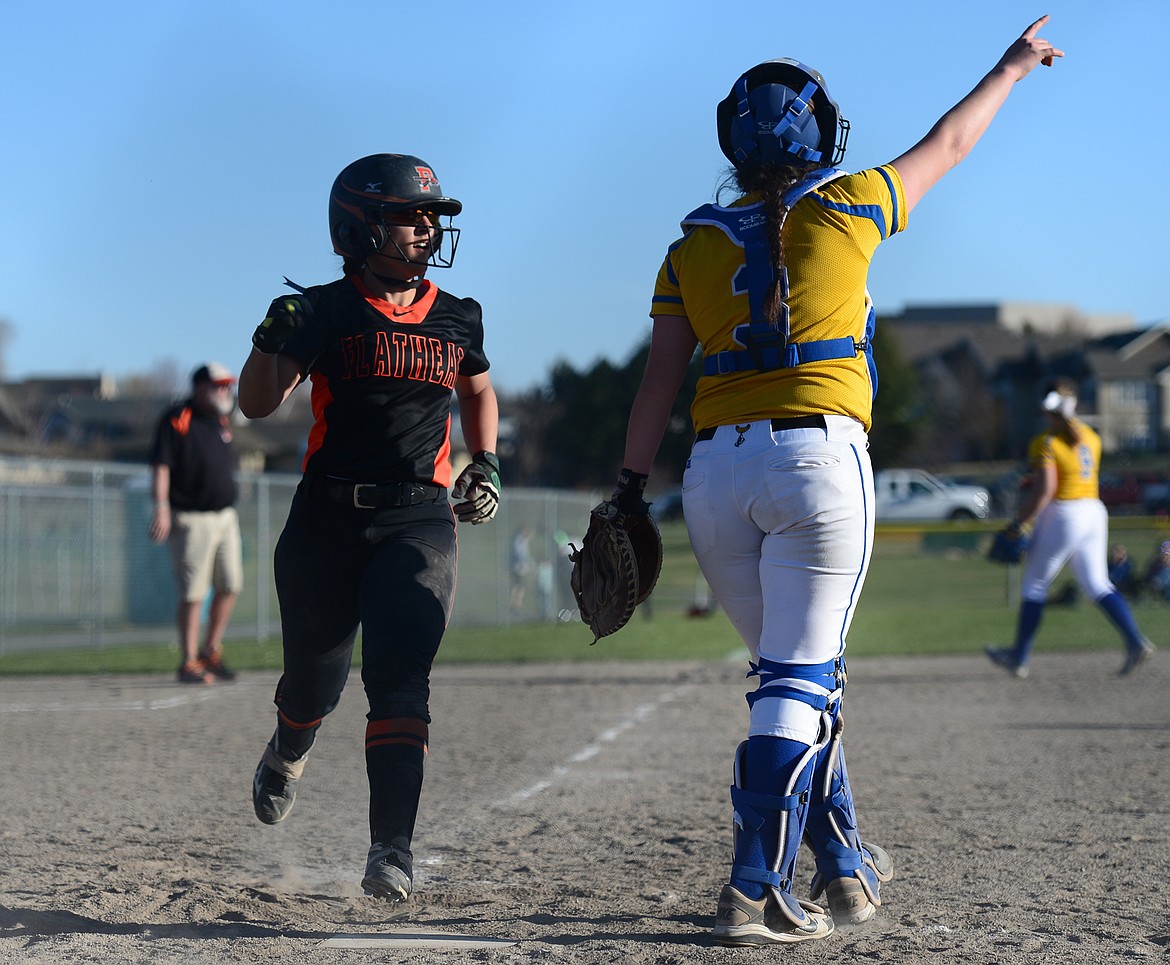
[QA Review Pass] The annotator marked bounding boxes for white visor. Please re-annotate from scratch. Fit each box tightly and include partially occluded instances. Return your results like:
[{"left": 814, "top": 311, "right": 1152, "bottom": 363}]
[{"left": 1042, "top": 391, "right": 1076, "bottom": 417}]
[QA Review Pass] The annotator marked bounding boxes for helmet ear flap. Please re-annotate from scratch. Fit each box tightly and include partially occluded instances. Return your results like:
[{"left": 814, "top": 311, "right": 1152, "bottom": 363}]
[
  {"left": 335, "top": 223, "right": 366, "bottom": 259},
  {"left": 366, "top": 220, "right": 388, "bottom": 254}
]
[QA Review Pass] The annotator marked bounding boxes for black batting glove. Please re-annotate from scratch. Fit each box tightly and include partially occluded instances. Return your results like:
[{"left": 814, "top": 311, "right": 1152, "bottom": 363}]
[
  {"left": 451, "top": 450, "right": 501, "bottom": 525},
  {"left": 610, "top": 468, "right": 650, "bottom": 517},
  {"left": 253, "top": 294, "right": 312, "bottom": 355}
]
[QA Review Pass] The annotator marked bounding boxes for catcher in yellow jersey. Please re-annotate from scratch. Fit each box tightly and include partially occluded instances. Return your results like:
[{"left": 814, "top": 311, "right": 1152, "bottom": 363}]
[
  {"left": 603, "top": 16, "right": 1063, "bottom": 948},
  {"left": 986, "top": 380, "right": 1155, "bottom": 679}
]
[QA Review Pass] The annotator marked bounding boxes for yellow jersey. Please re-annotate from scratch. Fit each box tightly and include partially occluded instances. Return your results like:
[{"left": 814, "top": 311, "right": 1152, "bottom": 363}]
[
  {"left": 1027, "top": 420, "right": 1101, "bottom": 501},
  {"left": 651, "top": 164, "right": 906, "bottom": 432}
]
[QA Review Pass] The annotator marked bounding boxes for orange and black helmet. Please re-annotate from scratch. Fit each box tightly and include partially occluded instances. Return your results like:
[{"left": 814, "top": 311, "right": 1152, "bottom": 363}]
[{"left": 328, "top": 154, "right": 462, "bottom": 264}]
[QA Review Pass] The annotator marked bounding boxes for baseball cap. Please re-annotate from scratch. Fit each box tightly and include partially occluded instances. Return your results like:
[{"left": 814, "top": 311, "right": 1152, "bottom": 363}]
[{"left": 192, "top": 361, "right": 236, "bottom": 385}]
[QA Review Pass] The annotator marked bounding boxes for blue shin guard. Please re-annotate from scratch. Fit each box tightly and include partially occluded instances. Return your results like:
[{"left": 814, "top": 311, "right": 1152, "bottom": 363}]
[
  {"left": 729, "top": 736, "right": 823, "bottom": 928},
  {"left": 803, "top": 712, "right": 893, "bottom": 923}
]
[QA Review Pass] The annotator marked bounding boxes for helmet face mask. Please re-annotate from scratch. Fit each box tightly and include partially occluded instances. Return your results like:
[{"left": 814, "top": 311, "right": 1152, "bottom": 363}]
[
  {"left": 364, "top": 205, "right": 461, "bottom": 269},
  {"left": 717, "top": 59, "right": 849, "bottom": 170},
  {"left": 329, "top": 154, "right": 462, "bottom": 268}
]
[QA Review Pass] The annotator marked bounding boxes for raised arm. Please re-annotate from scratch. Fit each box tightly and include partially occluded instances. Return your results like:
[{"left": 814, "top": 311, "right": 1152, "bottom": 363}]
[{"left": 891, "top": 15, "right": 1063, "bottom": 214}]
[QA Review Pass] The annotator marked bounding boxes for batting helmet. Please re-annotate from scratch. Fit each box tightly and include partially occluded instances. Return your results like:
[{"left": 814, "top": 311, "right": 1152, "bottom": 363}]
[
  {"left": 328, "top": 154, "right": 462, "bottom": 266},
  {"left": 717, "top": 59, "right": 849, "bottom": 170}
]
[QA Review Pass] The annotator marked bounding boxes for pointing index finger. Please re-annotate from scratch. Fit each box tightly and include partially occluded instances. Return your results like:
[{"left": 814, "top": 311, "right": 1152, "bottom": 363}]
[{"left": 1022, "top": 14, "right": 1050, "bottom": 40}]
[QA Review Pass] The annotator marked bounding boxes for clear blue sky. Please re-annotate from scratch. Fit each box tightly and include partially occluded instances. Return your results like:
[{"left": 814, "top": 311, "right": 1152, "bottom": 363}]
[{"left": 2, "top": 1, "right": 1166, "bottom": 396}]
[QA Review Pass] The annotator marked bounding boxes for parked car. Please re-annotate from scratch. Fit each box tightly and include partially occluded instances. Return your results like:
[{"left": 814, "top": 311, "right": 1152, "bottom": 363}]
[
  {"left": 1100, "top": 470, "right": 1170, "bottom": 516},
  {"left": 873, "top": 469, "right": 991, "bottom": 521}
]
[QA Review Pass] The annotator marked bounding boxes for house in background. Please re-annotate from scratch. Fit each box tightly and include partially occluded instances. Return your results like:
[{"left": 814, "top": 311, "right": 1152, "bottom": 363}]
[
  {"left": 2, "top": 301, "right": 1168, "bottom": 471},
  {"left": 0, "top": 373, "right": 314, "bottom": 470},
  {"left": 884, "top": 302, "right": 1170, "bottom": 462}
]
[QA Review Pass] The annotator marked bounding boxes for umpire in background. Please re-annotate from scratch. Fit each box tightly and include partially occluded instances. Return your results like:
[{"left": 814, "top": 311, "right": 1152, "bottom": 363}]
[{"left": 149, "top": 362, "right": 243, "bottom": 684}]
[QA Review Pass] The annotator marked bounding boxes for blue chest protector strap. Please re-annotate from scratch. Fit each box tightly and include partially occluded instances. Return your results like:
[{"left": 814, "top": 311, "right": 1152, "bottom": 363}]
[{"left": 685, "top": 168, "right": 875, "bottom": 391}]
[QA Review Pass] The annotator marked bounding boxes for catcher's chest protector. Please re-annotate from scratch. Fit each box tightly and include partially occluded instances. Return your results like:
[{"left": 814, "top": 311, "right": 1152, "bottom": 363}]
[{"left": 685, "top": 168, "right": 876, "bottom": 391}]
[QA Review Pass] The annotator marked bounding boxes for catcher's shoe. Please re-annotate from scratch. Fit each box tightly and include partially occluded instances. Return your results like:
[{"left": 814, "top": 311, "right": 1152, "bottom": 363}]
[
  {"left": 810, "top": 841, "right": 894, "bottom": 927},
  {"left": 712, "top": 885, "right": 833, "bottom": 947},
  {"left": 177, "top": 660, "right": 212, "bottom": 685},
  {"left": 361, "top": 843, "right": 413, "bottom": 902},
  {"left": 252, "top": 735, "right": 311, "bottom": 825},
  {"left": 985, "top": 646, "right": 1029, "bottom": 679},
  {"left": 1119, "top": 638, "right": 1155, "bottom": 676}
]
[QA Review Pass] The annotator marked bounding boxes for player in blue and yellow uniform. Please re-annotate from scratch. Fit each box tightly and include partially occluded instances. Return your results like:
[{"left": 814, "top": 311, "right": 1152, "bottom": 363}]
[
  {"left": 987, "top": 379, "right": 1155, "bottom": 678},
  {"left": 604, "top": 17, "right": 1064, "bottom": 947},
  {"left": 237, "top": 153, "right": 502, "bottom": 903}
]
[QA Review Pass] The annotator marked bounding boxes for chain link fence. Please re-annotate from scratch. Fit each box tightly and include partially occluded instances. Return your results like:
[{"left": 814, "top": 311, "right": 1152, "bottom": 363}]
[{"left": 0, "top": 456, "right": 598, "bottom": 654}]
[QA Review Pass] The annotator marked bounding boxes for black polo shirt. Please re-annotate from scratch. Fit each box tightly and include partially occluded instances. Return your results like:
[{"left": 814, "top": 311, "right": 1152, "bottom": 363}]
[{"left": 150, "top": 400, "right": 238, "bottom": 511}]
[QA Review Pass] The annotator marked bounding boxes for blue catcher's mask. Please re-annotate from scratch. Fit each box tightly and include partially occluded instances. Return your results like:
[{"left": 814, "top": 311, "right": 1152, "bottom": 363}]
[{"left": 717, "top": 59, "right": 849, "bottom": 170}]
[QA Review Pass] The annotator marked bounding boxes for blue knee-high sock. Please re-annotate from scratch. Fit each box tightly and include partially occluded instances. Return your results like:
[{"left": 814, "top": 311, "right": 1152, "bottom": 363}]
[
  {"left": 1097, "top": 590, "right": 1144, "bottom": 649},
  {"left": 1013, "top": 600, "right": 1045, "bottom": 664},
  {"left": 731, "top": 735, "right": 810, "bottom": 900}
]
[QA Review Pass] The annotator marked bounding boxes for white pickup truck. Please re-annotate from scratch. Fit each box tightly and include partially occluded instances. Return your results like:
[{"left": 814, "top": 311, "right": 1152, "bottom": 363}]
[{"left": 873, "top": 469, "right": 991, "bottom": 521}]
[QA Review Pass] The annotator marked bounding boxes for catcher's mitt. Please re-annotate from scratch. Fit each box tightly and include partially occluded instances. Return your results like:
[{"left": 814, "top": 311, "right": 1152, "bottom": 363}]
[
  {"left": 988, "top": 525, "right": 1029, "bottom": 564},
  {"left": 569, "top": 500, "right": 663, "bottom": 643}
]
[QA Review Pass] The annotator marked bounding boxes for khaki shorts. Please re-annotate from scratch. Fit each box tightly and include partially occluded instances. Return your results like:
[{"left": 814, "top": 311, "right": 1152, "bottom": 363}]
[{"left": 168, "top": 507, "right": 244, "bottom": 602}]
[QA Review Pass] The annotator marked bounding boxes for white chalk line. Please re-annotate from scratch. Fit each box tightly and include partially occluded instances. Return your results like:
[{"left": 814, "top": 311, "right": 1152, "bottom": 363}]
[
  {"left": 497, "top": 684, "right": 687, "bottom": 807},
  {"left": 323, "top": 932, "right": 516, "bottom": 949},
  {"left": 0, "top": 689, "right": 221, "bottom": 713}
]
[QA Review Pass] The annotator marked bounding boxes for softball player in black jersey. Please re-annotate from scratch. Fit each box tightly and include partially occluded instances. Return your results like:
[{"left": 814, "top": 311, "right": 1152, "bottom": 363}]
[{"left": 238, "top": 153, "right": 502, "bottom": 902}]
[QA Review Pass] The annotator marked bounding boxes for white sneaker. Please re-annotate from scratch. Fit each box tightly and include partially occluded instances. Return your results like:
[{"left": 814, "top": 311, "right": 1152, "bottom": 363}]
[{"left": 712, "top": 885, "right": 834, "bottom": 947}]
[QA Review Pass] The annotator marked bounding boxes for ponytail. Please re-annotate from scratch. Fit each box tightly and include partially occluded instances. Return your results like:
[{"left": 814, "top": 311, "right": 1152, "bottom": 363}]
[{"left": 728, "top": 163, "right": 809, "bottom": 326}]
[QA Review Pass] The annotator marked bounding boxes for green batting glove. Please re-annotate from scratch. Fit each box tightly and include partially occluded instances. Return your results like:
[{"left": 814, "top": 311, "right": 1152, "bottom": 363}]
[
  {"left": 253, "top": 294, "right": 312, "bottom": 355},
  {"left": 451, "top": 451, "right": 501, "bottom": 525}
]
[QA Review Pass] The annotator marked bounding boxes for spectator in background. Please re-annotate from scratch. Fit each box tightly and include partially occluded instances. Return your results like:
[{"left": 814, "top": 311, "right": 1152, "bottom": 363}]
[
  {"left": 1107, "top": 543, "right": 1139, "bottom": 598},
  {"left": 1145, "top": 541, "right": 1170, "bottom": 602},
  {"left": 149, "top": 362, "right": 242, "bottom": 684},
  {"left": 510, "top": 525, "right": 534, "bottom": 614}
]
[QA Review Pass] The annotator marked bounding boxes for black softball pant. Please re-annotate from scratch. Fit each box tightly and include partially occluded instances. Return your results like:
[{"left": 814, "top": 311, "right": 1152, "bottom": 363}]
[{"left": 270, "top": 489, "right": 457, "bottom": 727}]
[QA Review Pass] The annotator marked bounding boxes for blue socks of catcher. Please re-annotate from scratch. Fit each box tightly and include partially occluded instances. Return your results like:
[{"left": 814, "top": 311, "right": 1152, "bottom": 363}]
[{"left": 730, "top": 735, "right": 811, "bottom": 901}]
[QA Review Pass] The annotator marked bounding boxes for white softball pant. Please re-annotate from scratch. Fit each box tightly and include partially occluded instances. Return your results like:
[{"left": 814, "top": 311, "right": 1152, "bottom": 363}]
[
  {"left": 681, "top": 416, "right": 873, "bottom": 744},
  {"left": 1021, "top": 497, "right": 1113, "bottom": 603}
]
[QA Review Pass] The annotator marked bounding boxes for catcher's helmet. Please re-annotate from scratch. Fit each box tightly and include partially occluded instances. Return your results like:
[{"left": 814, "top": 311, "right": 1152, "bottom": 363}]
[
  {"left": 328, "top": 153, "right": 462, "bottom": 266},
  {"left": 717, "top": 59, "right": 849, "bottom": 169}
]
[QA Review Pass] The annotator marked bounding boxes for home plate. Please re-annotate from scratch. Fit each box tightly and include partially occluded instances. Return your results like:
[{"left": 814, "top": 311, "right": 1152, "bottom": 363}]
[{"left": 322, "top": 932, "right": 516, "bottom": 950}]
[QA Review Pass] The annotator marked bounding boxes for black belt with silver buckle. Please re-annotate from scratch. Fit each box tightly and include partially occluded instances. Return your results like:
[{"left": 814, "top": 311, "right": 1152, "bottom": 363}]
[
  {"left": 303, "top": 473, "right": 444, "bottom": 509},
  {"left": 694, "top": 415, "right": 827, "bottom": 443}
]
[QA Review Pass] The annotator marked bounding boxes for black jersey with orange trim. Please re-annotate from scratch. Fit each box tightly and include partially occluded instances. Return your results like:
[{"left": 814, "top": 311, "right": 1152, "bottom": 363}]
[{"left": 277, "top": 275, "right": 489, "bottom": 487}]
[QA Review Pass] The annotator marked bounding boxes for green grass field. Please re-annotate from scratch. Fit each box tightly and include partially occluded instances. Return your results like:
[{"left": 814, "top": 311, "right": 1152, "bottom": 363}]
[{"left": 3, "top": 519, "right": 1167, "bottom": 675}]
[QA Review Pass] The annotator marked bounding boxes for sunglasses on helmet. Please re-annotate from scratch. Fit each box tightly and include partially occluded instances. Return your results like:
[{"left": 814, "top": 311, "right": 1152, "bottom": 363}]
[{"left": 369, "top": 207, "right": 442, "bottom": 228}]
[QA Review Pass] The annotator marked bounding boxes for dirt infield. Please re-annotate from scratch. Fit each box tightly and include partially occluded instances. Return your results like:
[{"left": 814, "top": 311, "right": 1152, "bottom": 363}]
[{"left": 1, "top": 650, "right": 1167, "bottom": 964}]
